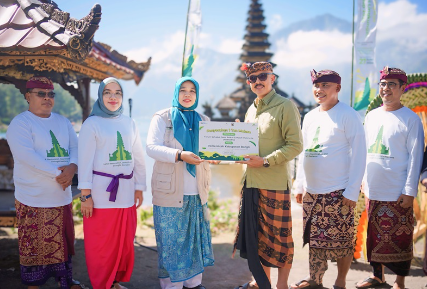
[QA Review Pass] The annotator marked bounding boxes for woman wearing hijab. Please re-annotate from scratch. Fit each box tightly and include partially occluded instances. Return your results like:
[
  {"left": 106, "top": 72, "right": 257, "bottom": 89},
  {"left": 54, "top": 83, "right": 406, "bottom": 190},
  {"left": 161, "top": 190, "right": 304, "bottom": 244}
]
[
  {"left": 78, "top": 77, "right": 146, "bottom": 289},
  {"left": 146, "top": 77, "right": 214, "bottom": 289}
]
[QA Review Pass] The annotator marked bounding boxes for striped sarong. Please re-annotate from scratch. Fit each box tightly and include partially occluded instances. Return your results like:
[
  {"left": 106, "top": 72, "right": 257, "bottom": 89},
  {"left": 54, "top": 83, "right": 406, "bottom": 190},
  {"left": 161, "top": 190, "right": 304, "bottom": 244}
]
[{"left": 258, "top": 188, "right": 293, "bottom": 268}]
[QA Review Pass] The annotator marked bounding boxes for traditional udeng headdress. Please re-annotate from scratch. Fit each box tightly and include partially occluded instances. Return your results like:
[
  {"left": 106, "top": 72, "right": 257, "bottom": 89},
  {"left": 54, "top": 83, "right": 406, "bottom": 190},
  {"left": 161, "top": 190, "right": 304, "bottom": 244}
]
[
  {"left": 26, "top": 76, "right": 54, "bottom": 90},
  {"left": 310, "top": 69, "right": 341, "bottom": 84},
  {"left": 240, "top": 62, "right": 273, "bottom": 77},
  {"left": 380, "top": 66, "right": 407, "bottom": 83}
]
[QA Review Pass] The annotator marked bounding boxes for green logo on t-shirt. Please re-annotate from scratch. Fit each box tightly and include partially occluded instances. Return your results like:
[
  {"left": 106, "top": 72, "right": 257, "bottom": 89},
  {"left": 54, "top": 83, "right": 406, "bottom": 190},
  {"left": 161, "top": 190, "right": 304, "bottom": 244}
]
[
  {"left": 368, "top": 125, "right": 390, "bottom": 155},
  {"left": 46, "top": 130, "right": 69, "bottom": 157},
  {"left": 109, "top": 131, "right": 132, "bottom": 161},
  {"left": 306, "top": 126, "right": 323, "bottom": 152}
]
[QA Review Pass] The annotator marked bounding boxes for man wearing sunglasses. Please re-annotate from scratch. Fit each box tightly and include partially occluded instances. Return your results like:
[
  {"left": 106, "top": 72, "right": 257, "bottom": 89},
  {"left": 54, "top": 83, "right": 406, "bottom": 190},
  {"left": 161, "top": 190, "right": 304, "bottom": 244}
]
[
  {"left": 356, "top": 67, "right": 424, "bottom": 289},
  {"left": 233, "top": 62, "right": 303, "bottom": 289},
  {"left": 6, "top": 77, "right": 82, "bottom": 288},
  {"left": 291, "top": 70, "right": 366, "bottom": 289}
]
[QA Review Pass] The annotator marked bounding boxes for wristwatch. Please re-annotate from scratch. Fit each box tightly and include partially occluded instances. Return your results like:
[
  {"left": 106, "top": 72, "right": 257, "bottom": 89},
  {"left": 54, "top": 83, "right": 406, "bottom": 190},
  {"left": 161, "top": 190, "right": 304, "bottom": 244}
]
[
  {"left": 263, "top": 157, "right": 270, "bottom": 167},
  {"left": 80, "top": 194, "right": 92, "bottom": 202},
  {"left": 177, "top": 150, "right": 183, "bottom": 162}
]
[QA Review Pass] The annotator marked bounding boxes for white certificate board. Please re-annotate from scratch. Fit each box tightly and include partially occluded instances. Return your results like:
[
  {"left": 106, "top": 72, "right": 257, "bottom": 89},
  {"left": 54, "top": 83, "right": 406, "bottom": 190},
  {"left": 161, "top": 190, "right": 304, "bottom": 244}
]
[{"left": 199, "top": 121, "right": 259, "bottom": 161}]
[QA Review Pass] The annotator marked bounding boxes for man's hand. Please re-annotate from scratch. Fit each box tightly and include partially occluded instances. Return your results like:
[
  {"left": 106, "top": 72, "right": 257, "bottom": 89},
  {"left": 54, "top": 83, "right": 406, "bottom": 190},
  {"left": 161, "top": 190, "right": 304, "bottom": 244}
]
[
  {"left": 80, "top": 189, "right": 93, "bottom": 218},
  {"left": 180, "top": 151, "right": 203, "bottom": 165},
  {"left": 206, "top": 160, "right": 221, "bottom": 165},
  {"left": 235, "top": 155, "right": 264, "bottom": 168},
  {"left": 296, "top": 193, "right": 303, "bottom": 204},
  {"left": 397, "top": 194, "right": 414, "bottom": 208},
  {"left": 56, "top": 163, "right": 77, "bottom": 191},
  {"left": 135, "top": 190, "right": 143, "bottom": 209},
  {"left": 342, "top": 196, "right": 356, "bottom": 208},
  {"left": 360, "top": 181, "right": 365, "bottom": 194}
]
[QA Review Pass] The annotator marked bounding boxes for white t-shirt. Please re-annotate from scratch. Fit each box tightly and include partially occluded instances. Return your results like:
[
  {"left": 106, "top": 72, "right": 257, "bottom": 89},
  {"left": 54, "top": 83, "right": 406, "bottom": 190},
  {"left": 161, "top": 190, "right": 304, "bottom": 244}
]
[
  {"left": 363, "top": 106, "right": 424, "bottom": 201},
  {"left": 146, "top": 114, "right": 198, "bottom": 195},
  {"left": 294, "top": 101, "right": 366, "bottom": 202},
  {"left": 6, "top": 111, "right": 78, "bottom": 207},
  {"left": 78, "top": 115, "right": 147, "bottom": 208}
]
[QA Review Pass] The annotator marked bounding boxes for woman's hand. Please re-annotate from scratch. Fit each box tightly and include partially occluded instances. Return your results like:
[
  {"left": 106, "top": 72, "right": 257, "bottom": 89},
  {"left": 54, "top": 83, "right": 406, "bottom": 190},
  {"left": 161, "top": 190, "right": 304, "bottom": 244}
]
[
  {"left": 181, "top": 151, "right": 203, "bottom": 165},
  {"left": 207, "top": 160, "right": 221, "bottom": 165},
  {"left": 135, "top": 190, "right": 143, "bottom": 209},
  {"left": 80, "top": 189, "right": 94, "bottom": 218}
]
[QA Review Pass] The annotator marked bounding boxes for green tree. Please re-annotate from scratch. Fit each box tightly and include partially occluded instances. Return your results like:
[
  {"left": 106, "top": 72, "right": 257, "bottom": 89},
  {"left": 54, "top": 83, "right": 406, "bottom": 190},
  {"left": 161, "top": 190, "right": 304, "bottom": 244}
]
[{"left": 0, "top": 83, "right": 83, "bottom": 129}]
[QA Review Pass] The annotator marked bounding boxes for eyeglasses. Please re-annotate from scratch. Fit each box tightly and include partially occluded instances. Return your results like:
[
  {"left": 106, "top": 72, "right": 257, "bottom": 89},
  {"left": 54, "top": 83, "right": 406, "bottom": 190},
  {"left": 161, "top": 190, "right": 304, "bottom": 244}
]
[
  {"left": 247, "top": 73, "right": 273, "bottom": 83},
  {"left": 103, "top": 91, "right": 123, "bottom": 98},
  {"left": 30, "top": 91, "right": 55, "bottom": 98},
  {"left": 378, "top": 82, "right": 398, "bottom": 89}
]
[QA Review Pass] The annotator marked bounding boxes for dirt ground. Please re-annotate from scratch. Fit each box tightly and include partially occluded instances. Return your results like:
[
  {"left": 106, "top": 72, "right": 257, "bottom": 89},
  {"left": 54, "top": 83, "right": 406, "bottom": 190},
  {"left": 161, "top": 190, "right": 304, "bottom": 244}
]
[{"left": 0, "top": 203, "right": 426, "bottom": 289}]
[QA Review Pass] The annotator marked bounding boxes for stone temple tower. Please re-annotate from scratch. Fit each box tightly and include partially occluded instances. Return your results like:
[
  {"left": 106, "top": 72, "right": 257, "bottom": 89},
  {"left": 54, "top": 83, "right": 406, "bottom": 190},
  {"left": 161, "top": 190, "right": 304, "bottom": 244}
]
[{"left": 214, "top": 0, "right": 288, "bottom": 121}]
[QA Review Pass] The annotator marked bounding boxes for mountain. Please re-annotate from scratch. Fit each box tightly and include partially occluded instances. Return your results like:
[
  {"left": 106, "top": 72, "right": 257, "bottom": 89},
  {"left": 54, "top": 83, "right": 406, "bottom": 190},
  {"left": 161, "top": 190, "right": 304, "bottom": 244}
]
[{"left": 270, "top": 13, "right": 352, "bottom": 47}]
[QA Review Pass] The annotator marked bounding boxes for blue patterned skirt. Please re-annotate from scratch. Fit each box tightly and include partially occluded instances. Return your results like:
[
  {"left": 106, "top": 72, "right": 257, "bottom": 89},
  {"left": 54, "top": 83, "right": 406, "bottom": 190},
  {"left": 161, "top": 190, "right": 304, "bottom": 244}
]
[{"left": 153, "top": 195, "right": 214, "bottom": 282}]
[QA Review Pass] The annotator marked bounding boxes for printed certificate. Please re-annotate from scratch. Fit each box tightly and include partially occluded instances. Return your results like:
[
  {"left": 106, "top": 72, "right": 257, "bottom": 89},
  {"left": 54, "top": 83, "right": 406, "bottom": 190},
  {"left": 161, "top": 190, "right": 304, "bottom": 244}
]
[{"left": 199, "top": 121, "right": 259, "bottom": 161}]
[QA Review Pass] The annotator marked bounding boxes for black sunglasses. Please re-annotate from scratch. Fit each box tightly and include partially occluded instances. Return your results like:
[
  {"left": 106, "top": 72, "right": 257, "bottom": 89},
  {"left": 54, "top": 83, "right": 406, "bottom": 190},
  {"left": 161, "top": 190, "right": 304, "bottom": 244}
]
[
  {"left": 31, "top": 91, "right": 55, "bottom": 98},
  {"left": 247, "top": 73, "right": 274, "bottom": 83}
]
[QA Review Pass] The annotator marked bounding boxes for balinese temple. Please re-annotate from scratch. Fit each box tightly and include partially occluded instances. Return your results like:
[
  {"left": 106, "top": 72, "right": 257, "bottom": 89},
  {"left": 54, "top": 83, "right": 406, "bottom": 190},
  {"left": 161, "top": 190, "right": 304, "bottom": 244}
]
[
  {"left": 0, "top": 0, "right": 151, "bottom": 121},
  {"left": 208, "top": 0, "right": 306, "bottom": 121}
]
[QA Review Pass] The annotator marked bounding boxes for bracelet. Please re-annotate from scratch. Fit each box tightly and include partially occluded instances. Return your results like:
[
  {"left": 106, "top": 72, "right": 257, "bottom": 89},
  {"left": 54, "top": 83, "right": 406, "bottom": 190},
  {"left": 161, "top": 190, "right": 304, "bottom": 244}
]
[{"left": 177, "top": 150, "right": 183, "bottom": 162}]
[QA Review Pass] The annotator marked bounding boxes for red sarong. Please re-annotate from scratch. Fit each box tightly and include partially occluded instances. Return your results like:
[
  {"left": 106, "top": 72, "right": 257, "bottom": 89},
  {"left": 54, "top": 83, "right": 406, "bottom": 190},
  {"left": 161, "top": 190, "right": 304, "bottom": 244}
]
[
  {"left": 366, "top": 199, "right": 414, "bottom": 263},
  {"left": 83, "top": 206, "right": 137, "bottom": 289}
]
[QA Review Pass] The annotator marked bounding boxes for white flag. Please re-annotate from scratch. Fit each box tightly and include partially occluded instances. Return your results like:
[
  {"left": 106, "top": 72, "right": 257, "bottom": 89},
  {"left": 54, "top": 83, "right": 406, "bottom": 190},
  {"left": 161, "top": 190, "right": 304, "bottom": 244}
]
[
  {"left": 182, "top": 0, "right": 202, "bottom": 77},
  {"left": 353, "top": 0, "right": 378, "bottom": 111}
]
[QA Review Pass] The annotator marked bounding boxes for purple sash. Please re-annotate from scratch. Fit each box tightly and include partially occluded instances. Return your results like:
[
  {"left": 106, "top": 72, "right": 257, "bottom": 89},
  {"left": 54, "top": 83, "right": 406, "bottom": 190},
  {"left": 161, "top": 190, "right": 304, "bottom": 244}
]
[{"left": 93, "top": 170, "right": 134, "bottom": 202}]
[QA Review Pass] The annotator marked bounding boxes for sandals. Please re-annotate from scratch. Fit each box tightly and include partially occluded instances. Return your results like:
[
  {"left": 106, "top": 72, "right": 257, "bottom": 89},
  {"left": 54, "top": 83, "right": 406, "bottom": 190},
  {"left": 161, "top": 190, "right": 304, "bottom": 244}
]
[
  {"left": 69, "top": 279, "right": 86, "bottom": 288},
  {"left": 183, "top": 285, "right": 207, "bottom": 289},
  {"left": 234, "top": 282, "right": 259, "bottom": 289},
  {"left": 355, "top": 277, "right": 385, "bottom": 288},
  {"left": 289, "top": 279, "right": 323, "bottom": 289},
  {"left": 111, "top": 281, "right": 128, "bottom": 289}
]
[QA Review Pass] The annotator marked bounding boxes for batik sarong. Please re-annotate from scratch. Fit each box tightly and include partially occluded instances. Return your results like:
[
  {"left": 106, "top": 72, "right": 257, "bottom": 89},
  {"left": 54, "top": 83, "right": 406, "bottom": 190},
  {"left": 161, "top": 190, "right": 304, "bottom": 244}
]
[
  {"left": 153, "top": 195, "right": 214, "bottom": 283},
  {"left": 84, "top": 205, "right": 137, "bottom": 289},
  {"left": 302, "top": 190, "right": 355, "bottom": 284},
  {"left": 303, "top": 190, "right": 355, "bottom": 250},
  {"left": 366, "top": 199, "right": 414, "bottom": 276},
  {"left": 15, "top": 199, "right": 75, "bottom": 288}
]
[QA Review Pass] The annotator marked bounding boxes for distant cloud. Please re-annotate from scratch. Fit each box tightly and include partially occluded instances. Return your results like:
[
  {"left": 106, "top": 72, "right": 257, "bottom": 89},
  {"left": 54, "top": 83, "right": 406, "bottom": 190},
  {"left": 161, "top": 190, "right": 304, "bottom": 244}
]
[
  {"left": 269, "top": 14, "right": 283, "bottom": 33},
  {"left": 377, "top": 0, "right": 427, "bottom": 52},
  {"left": 217, "top": 38, "right": 244, "bottom": 54},
  {"left": 124, "top": 31, "right": 185, "bottom": 64},
  {"left": 273, "top": 30, "right": 352, "bottom": 68},
  {"left": 124, "top": 31, "right": 185, "bottom": 74}
]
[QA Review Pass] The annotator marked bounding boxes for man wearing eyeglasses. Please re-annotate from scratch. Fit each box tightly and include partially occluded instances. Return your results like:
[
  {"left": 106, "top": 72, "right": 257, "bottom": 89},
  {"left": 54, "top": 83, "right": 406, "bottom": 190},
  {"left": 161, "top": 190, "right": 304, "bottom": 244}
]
[
  {"left": 356, "top": 67, "right": 424, "bottom": 289},
  {"left": 290, "top": 70, "right": 366, "bottom": 289},
  {"left": 6, "top": 76, "right": 81, "bottom": 288},
  {"left": 233, "top": 62, "right": 303, "bottom": 289}
]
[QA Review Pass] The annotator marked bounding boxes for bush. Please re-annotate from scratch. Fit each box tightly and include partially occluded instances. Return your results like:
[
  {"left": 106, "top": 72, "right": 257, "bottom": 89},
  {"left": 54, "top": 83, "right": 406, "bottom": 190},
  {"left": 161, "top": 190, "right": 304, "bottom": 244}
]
[
  {"left": 139, "top": 206, "right": 154, "bottom": 227},
  {"left": 208, "top": 190, "right": 238, "bottom": 236},
  {"left": 72, "top": 198, "right": 83, "bottom": 223}
]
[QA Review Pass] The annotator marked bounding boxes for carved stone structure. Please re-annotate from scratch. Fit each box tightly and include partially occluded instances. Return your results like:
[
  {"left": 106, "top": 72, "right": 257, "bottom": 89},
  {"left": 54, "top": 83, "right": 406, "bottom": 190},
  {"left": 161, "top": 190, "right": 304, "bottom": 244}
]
[{"left": 0, "top": 0, "right": 151, "bottom": 120}]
